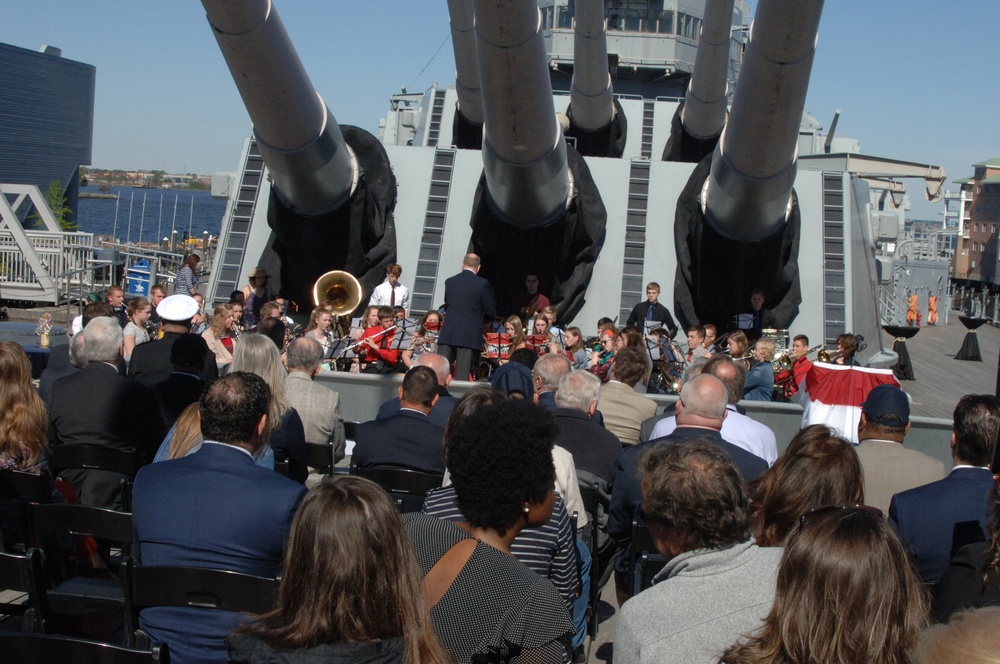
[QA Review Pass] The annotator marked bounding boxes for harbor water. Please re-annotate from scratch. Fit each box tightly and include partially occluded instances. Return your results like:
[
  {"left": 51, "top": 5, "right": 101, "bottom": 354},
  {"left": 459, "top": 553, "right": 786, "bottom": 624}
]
[{"left": 77, "top": 185, "right": 225, "bottom": 245}]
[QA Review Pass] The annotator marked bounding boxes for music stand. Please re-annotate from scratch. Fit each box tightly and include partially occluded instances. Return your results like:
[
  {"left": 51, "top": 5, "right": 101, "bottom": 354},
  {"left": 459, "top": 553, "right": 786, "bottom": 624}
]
[
  {"left": 643, "top": 320, "right": 664, "bottom": 336},
  {"left": 389, "top": 327, "right": 412, "bottom": 352},
  {"left": 643, "top": 335, "right": 663, "bottom": 363},
  {"left": 322, "top": 337, "right": 354, "bottom": 371}
]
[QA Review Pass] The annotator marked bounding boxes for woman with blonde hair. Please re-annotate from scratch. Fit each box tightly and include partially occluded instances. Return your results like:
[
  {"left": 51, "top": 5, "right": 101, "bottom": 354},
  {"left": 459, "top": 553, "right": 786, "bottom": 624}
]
[
  {"left": 748, "top": 425, "right": 864, "bottom": 547},
  {"left": 743, "top": 338, "right": 775, "bottom": 401},
  {"left": 201, "top": 303, "right": 234, "bottom": 368},
  {"left": 231, "top": 334, "right": 307, "bottom": 483},
  {"left": 721, "top": 506, "right": 928, "bottom": 664},
  {"left": 228, "top": 476, "right": 451, "bottom": 664}
]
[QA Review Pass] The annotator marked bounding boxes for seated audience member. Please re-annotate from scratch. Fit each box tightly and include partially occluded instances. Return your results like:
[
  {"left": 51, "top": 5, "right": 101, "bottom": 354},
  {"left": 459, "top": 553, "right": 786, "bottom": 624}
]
[
  {"left": 597, "top": 346, "right": 656, "bottom": 445},
  {"left": 202, "top": 303, "right": 235, "bottom": 368},
  {"left": 377, "top": 353, "right": 459, "bottom": 428},
  {"left": 227, "top": 477, "right": 450, "bottom": 664},
  {"left": 533, "top": 352, "right": 572, "bottom": 410},
  {"left": 649, "top": 355, "right": 778, "bottom": 464},
  {"left": 283, "top": 337, "right": 346, "bottom": 462},
  {"left": 742, "top": 338, "right": 775, "bottom": 402},
  {"left": 615, "top": 440, "right": 783, "bottom": 664},
  {"left": 132, "top": 372, "right": 307, "bottom": 664},
  {"left": 353, "top": 366, "right": 446, "bottom": 474},
  {"left": 610, "top": 375, "right": 769, "bottom": 604},
  {"left": 151, "top": 333, "right": 209, "bottom": 429},
  {"left": 489, "top": 347, "right": 538, "bottom": 399},
  {"left": 638, "top": 358, "right": 709, "bottom": 442},
  {"left": 0, "top": 342, "right": 64, "bottom": 549},
  {"left": 129, "top": 294, "right": 218, "bottom": 385},
  {"left": 406, "top": 397, "right": 574, "bottom": 664},
  {"left": 891, "top": 394, "right": 1000, "bottom": 586},
  {"left": 553, "top": 370, "right": 621, "bottom": 485},
  {"left": 933, "top": 482, "right": 1000, "bottom": 621},
  {"left": 855, "top": 384, "right": 945, "bottom": 514},
  {"left": 721, "top": 506, "right": 928, "bottom": 664},
  {"left": 231, "top": 334, "right": 308, "bottom": 483},
  {"left": 49, "top": 317, "right": 165, "bottom": 509},
  {"left": 39, "top": 331, "right": 87, "bottom": 409},
  {"left": 916, "top": 607, "right": 1000, "bottom": 662},
  {"left": 748, "top": 425, "right": 864, "bottom": 547},
  {"left": 255, "top": 316, "right": 286, "bottom": 352}
]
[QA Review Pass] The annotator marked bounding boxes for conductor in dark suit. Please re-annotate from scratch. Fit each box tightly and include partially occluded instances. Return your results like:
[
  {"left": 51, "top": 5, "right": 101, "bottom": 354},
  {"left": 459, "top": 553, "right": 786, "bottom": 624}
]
[
  {"left": 353, "top": 365, "right": 446, "bottom": 474},
  {"left": 131, "top": 372, "right": 307, "bottom": 664},
  {"left": 128, "top": 294, "right": 219, "bottom": 386},
  {"left": 48, "top": 317, "right": 165, "bottom": 510},
  {"left": 437, "top": 253, "right": 496, "bottom": 380},
  {"left": 889, "top": 394, "right": 1000, "bottom": 585}
]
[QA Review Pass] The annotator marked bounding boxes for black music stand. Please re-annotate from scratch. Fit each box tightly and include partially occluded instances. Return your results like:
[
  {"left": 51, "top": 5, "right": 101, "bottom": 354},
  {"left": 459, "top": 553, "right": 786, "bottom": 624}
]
[
  {"left": 325, "top": 338, "right": 354, "bottom": 370},
  {"left": 956, "top": 316, "right": 988, "bottom": 361},
  {"left": 883, "top": 325, "right": 919, "bottom": 380}
]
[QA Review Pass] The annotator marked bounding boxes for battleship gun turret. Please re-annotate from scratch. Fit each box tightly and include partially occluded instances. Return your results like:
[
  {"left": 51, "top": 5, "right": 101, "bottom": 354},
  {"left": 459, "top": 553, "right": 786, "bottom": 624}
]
[
  {"left": 447, "top": 0, "right": 484, "bottom": 149},
  {"left": 663, "top": 0, "right": 735, "bottom": 162},
  {"left": 467, "top": 0, "right": 607, "bottom": 321},
  {"left": 673, "top": 0, "right": 824, "bottom": 332},
  {"left": 202, "top": 0, "right": 396, "bottom": 310},
  {"left": 563, "top": 0, "right": 626, "bottom": 158}
]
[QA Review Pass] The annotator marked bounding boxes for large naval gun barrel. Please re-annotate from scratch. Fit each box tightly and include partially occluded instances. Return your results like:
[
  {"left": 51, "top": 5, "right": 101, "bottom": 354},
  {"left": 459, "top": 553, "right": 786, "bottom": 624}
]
[
  {"left": 447, "top": 0, "right": 484, "bottom": 149},
  {"left": 663, "top": 0, "right": 735, "bottom": 162},
  {"left": 565, "top": 0, "right": 626, "bottom": 158},
  {"left": 202, "top": 0, "right": 396, "bottom": 310},
  {"left": 673, "top": 0, "right": 824, "bottom": 331},
  {"left": 704, "top": 0, "right": 824, "bottom": 240},
  {"left": 469, "top": 0, "right": 607, "bottom": 322}
]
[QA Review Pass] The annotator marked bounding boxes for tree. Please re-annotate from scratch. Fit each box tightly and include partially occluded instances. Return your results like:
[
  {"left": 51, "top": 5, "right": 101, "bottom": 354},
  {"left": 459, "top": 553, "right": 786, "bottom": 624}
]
[{"left": 28, "top": 180, "right": 77, "bottom": 231}]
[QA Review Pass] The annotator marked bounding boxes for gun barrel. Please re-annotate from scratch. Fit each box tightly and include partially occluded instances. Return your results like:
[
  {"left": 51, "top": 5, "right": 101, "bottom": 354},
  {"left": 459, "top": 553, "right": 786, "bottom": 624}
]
[
  {"left": 570, "top": 0, "right": 614, "bottom": 131},
  {"left": 680, "top": 0, "right": 735, "bottom": 140},
  {"left": 704, "top": 0, "right": 824, "bottom": 240},
  {"left": 202, "top": 0, "right": 355, "bottom": 215},
  {"left": 447, "top": 0, "right": 483, "bottom": 126},
  {"left": 475, "top": 0, "right": 571, "bottom": 226}
]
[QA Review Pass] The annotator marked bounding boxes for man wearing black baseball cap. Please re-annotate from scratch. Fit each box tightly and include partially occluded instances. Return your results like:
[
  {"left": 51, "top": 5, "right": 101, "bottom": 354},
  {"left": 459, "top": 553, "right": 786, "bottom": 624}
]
[{"left": 854, "top": 384, "right": 944, "bottom": 513}]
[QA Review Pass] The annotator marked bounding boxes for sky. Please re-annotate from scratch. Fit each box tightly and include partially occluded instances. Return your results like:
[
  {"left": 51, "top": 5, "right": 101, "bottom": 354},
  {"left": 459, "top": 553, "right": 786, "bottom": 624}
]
[{"left": 2, "top": 1, "right": 996, "bottom": 222}]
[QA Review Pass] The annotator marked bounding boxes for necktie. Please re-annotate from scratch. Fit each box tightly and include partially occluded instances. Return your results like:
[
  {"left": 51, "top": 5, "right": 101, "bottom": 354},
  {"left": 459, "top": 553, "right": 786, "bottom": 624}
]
[
  {"left": 390, "top": 285, "right": 396, "bottom": 308},
  {"left": 647, "top": 304, "right": 654, "bottom": 321}
]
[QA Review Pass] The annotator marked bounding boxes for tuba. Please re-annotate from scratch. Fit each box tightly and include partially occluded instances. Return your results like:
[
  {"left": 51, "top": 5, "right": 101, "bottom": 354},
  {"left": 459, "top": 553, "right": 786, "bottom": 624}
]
[{"left": 313, "top": 271, "right": 363, "bottom": 336}]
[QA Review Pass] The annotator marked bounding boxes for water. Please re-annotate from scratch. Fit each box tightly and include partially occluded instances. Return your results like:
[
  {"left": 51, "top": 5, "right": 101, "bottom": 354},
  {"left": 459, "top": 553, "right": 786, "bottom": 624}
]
[{"left": 76, "top": 186, "right": 226, "bottom": 245}]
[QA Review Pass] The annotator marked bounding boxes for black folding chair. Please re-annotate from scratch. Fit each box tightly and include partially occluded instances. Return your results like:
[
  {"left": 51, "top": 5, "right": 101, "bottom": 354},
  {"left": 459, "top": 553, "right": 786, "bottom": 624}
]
[
  {"left": 303, "top": 441, "right": 337, "bottom": 476},
  {"left": 577, "top": 476, "right": 615, "bottom": 638},
  {"left": 30, "top": 503, "right": 133, "bottom": 618},
  {"left": 273, "top": 458, "right": 291, "bottom": 478},
  {"left": 350, "top": 465, "right": 443, "bottom": 513},
  {"left": 0, "top": 469, "right": 54, "bottom": 552},
  {"left": 0, "top": 632, "right": 168, "bottom": 663},
  {"left": 49, "top": 445, "right": 142, "bottom": 512},
  {"left": 122, "top": 557, "right": 278, "bottom": 649},
  {"left": 627, "top": 519, "right": 665, "bottom": 596},
  {"left": 0, "top": 548, "right": 50, "bottom": 633}
]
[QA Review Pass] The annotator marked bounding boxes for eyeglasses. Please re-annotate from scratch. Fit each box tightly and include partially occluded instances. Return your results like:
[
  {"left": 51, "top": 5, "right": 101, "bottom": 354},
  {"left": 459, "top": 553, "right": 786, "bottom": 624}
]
[{"left": 798, "top": 504, "right": 883, "bottom": 532}]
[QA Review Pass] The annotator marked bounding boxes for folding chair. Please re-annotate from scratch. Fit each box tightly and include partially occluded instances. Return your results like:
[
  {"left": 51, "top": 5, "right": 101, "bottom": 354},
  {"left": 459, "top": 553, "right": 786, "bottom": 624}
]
[
  {"left": 0, "top": 632, "right": 168, "bottom": 663},
  {"left": 0, "top": 548, "right": 49, "bottom": 633},
  {"left": 350, "top": 464, "right": 443, "bottom": 513}
]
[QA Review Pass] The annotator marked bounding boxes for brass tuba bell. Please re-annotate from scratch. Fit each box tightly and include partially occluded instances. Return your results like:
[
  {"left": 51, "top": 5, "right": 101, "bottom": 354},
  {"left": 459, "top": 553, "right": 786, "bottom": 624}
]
[{"left": 312, "top": 270, "right": 363, "bottom": 315}]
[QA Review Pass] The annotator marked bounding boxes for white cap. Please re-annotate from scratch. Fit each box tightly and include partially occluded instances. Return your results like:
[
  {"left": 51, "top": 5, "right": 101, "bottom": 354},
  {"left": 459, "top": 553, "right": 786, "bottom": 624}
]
[{"left": 156, "top": 294, "right": 199, "bottom": 322}]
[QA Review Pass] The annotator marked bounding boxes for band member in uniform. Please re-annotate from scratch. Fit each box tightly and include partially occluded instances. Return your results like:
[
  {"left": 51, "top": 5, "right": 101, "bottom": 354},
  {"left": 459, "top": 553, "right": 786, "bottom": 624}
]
[{"left": 355, "top": 307, "right": 401, "bottom": 375}]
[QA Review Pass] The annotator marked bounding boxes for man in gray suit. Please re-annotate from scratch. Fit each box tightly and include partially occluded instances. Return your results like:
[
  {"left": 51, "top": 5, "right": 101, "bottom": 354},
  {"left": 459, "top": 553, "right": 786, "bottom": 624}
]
[{"left": 284, "top": 337, "right": 346, "bottom": 462}]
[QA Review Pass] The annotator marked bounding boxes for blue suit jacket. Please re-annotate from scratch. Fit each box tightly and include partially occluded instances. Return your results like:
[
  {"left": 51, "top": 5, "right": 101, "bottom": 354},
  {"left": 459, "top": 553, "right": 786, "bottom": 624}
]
[
  {"left": 376, "top": 389, "right": 458, "bottom": 429},
  {"left": 437, "top": 269, "right": 496, "bottom": 350},
  {"left": 889, "top": 467, "right": 994, "bottom": 585},
  {"left": 132, "top": 443, "right": 307, "bottom": 664},
  {"left": 353, "top": 410, "right": 446, "bottom": 474}
]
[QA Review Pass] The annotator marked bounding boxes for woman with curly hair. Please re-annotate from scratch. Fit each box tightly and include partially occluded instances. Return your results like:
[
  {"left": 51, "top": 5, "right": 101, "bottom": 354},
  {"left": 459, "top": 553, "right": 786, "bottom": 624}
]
[
  {"left": 407, "top": 397, "right": 575, "bottom": 664},
  {"left": 721, "top": 506, "right": 928, "bottom": 664},
  {"left": 748, "top": 425, "right": 864, "bottom": 547},
  {"left": 228, "top": 476, "right": 451, "bottom": 664}
]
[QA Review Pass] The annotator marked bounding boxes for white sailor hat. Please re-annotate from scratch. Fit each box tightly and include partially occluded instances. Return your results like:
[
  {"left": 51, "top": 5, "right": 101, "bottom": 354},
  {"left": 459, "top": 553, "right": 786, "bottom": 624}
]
[{"left": 157, "top": 294, "right": 200, "bottom": 322}]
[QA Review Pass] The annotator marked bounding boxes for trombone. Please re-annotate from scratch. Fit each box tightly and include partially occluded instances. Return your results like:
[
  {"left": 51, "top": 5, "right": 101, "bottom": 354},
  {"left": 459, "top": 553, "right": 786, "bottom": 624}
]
[{"left": 773, "top": 344, "right": 823, "bottom": 370}]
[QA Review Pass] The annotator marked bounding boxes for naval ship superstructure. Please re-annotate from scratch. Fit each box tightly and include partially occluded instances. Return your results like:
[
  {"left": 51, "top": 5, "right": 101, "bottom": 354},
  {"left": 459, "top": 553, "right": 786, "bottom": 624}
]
[{"left": 204, "top": 0, "right": 946, "bottom": 366}]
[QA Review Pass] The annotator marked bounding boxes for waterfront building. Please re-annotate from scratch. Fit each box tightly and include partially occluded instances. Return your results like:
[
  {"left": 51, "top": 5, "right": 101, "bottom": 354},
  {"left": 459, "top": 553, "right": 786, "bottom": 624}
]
[
  {"left": 0, "top": 42, "right": 95, "bottom": 224},
  {"left": 951, "top": 158, "right": 1000, "bottom": 288}
]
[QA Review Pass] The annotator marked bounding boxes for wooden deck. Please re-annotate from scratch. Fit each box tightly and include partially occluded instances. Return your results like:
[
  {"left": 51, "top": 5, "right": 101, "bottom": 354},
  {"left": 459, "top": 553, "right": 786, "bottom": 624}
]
[{"left": 882, "top": 312, "right": 999, "bottom": 419}]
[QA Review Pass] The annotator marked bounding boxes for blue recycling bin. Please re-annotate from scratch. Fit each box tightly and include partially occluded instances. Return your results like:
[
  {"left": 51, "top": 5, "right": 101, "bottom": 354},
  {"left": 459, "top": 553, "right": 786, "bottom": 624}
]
[{"left": 127, "top": 259, "right": 151, "bottom": 296}]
